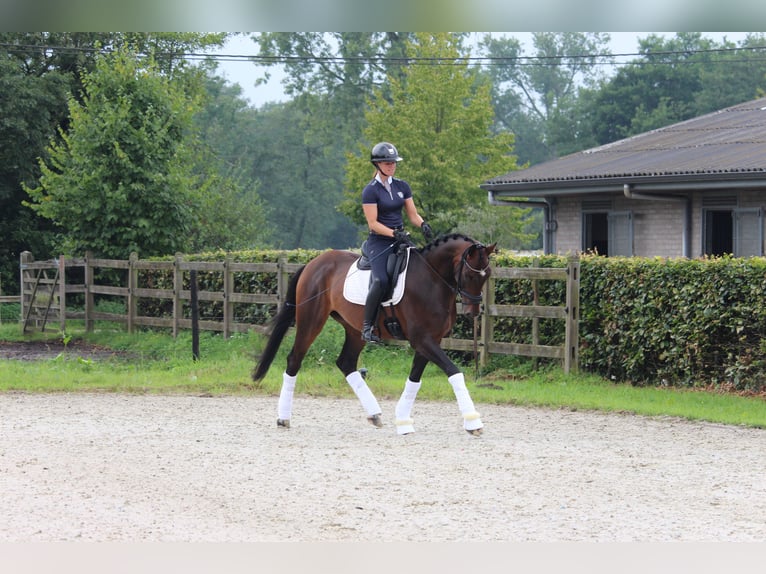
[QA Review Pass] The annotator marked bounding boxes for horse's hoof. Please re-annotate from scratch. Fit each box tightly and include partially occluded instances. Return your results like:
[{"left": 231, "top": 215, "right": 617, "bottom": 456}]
[
  {"left": 367, "top": 414, "right": 383, "bottom": 428},
  {"left": 277, "top": 418, "right": 290, "bottom": 429},
  {"left": 396, "top": 419, "right": 415, "bottom": 435},
  {"left": 466, "top": 427, "right": 483, "bottom": 437}
]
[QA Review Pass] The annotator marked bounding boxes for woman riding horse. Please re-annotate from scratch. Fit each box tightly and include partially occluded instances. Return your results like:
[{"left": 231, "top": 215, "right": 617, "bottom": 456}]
[
  {"left": 361, "top": 142, "right": 433, "bottom": 343},
  {"left": 252, "top": 231, "right": 496, "bottom": 436}
]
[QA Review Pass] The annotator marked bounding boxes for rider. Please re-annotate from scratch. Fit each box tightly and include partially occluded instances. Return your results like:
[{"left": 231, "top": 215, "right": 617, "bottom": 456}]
[{"left": 361, "top": 141, "right": 433, "bottom": 343}]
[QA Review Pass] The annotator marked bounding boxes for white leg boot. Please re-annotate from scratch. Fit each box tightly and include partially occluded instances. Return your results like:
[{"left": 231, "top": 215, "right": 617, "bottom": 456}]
[
  {"left": 448, "top": 373, "right": 483, "bottom": 433},
  {"left": 394, "top": 379, "right": 421, "bottom": 435},
  {"left": 277, "top": 372, "right": 297, "bottom": 427},
  {"left": 346, "top": 371, "right": 383, "bottom": 427}
]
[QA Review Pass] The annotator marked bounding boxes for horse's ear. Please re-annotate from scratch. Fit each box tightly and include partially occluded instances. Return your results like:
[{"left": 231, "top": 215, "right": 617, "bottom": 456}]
[{"left": 486, "top": 242, "right": 497, "bottom": 256}]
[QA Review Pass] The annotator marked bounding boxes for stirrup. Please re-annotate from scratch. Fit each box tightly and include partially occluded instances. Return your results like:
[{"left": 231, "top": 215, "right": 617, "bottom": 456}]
[{"left": 361, "top": 325, "right": 381, "bottom": 343}]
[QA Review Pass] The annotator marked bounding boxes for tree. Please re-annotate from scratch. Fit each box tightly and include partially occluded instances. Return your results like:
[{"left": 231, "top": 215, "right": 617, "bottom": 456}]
[
  {"left": 480, "top": 32, "right": 611, "bottom": 164},
  {"left": 339, "top": 32, "right": 519, "bottom": 240},
  {"left": 241, "top": 33, "right": 420, "bottom": 249},
  {"left": 0, "top": 32, "right": 229, "bottom": 291},
  {"left": 586, "top": 33, "right": 766, "bottom": 145},
  {"left": 24, "top": 48, "right": 203, "bottom": 258}
]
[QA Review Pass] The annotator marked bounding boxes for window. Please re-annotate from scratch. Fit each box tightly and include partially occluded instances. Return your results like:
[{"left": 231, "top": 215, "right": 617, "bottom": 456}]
[
  {"left": 582, "top": 202, "right": 633, "bottom": 256},
  {"left": 583, "top": 212, "right": 608, "bottom": 255},
  {"left": 703, "top": 206, "right": 763, "bottom": 256}
]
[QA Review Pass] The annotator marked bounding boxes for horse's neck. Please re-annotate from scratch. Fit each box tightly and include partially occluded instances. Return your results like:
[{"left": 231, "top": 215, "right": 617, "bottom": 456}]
[{"left": 422, "top": 240, "right": 469, "bottom": 282}]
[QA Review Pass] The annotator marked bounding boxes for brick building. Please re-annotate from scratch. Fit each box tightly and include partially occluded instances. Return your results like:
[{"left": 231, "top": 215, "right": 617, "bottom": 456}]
[{"left": 481, "top": 97, "right": 766, "bottom": 258}]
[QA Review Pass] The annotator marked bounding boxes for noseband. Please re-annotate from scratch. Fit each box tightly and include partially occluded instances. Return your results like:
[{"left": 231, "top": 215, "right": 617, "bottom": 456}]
[{"left": 456, "top": 243, "right": 491, "bottom": 304}]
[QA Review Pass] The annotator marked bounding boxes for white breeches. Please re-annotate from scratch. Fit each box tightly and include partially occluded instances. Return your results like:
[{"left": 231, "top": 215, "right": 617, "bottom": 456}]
[
  {"left": 394, "top": 379, "right": 421, "bottom": 435},
  {"left": 448, "top": 373, "right": 483, "bottom": 431},
  {"left": 346, "top": 370, "right": 382, "bottom": 416}
]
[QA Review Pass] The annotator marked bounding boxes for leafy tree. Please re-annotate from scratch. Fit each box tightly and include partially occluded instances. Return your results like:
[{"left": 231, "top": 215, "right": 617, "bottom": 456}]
[
  {"left": 193, "top": 74, "right": 273, "bottom": 249},
  {"left": 0, "top": 32, "right": 229, "bottom": 291},
  {"left": 339, "top": 32, "right": 519, "bottom": 241},
  {"left": 480, "top": 32, "right": 611, "bottom": 164},
  {"left": 586, "top": 33, "right": 766, "bottom": 145},
  {"left": 24, "top": 48, "right": 203, "bottom": 258},
  {"left": 236, "top": 33, "right": 422, "bottom": 249},
  {"left": 0, "top": 51, "right": 70, "bottom": 291}
]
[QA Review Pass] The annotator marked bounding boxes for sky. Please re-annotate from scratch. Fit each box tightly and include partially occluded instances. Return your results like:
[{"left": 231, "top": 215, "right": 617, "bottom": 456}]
[{"left": 213, "top": 32, "right": 753, "bottom": 108}]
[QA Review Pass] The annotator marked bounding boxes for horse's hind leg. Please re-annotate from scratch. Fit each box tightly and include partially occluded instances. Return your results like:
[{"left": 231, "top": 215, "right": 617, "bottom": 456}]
[
  {"left": 276, "top": 303, "right": 330, "bottom": 429},
  {"left": 336, "top": 323, "right": 383, "bottom": 428},
  {"left": 277, "top": 372, "right": 297, "bottom": 428}
]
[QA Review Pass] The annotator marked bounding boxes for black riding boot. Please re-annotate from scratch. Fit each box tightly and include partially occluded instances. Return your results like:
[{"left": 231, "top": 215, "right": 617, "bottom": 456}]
[{"left": 361, "top": 280, "right": 384, "bottom": 343}]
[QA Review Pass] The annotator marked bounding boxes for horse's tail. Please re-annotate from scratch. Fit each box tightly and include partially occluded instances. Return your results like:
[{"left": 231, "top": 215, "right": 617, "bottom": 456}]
[{"left": 252, "top": 265, "right": 305, "bottom": 382}]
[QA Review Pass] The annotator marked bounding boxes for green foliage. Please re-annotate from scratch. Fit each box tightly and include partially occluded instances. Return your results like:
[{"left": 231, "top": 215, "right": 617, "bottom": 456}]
[
  {"left": 480, "top": 32, "right": 611, "bottom": 164},
  {"left": 340, "top": 32, "right": 518, "bottom": 236},
  {"left": 131, "top": 248, "right": 323, "bottom": 323},
  {"left": 587, "top": 32, "right": 766, "bottom": 145},
  {"left": 1, "top": 323, "right": 764, "bottom": 427},
  {"left": 1, "top": 33, "right": 231, "bottom": 293},
  {"left": 579, "top": 254, "right": 766, "bottom": 392},
  {"left": 24, "top": 48, "right": 202, "bottom": 259}
]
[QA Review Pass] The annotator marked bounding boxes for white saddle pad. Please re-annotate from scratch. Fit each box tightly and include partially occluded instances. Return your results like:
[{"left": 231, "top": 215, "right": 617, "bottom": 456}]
[{"left": 343, "top": 249, "right": 410, "bottom": 306}]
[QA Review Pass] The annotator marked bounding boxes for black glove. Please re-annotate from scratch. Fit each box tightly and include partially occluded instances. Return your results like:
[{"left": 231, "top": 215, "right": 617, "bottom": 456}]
[
  {"left": 421, "top": 221, "right": 433, "bottom": 242},
  {"left": 393, "top": 229, "right": 413, "bottom": 245}
]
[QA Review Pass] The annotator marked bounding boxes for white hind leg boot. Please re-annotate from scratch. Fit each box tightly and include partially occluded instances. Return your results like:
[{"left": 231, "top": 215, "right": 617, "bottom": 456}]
[
  {"left": 448, "top": 373, "right": 483, "bottom": 431},
  {"left": 346, "top": 371, "right": 382, "bottom": 417},
  {"left": 277, "top": 372, "right": 297, "bottom": 423},
  {"left": 394, "top": 379, "right": 421, "bottom": 435}
]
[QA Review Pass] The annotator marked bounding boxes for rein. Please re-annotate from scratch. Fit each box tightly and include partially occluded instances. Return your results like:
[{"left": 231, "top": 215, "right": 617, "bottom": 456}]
[{"left": 411, "top": 239, "right": 490, "bottom": 305}]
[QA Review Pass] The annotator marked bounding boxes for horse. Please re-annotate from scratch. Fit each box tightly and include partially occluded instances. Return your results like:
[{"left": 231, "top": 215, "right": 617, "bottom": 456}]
[{"left": 252, "top": 233, "right": 497, "bottom": 435}]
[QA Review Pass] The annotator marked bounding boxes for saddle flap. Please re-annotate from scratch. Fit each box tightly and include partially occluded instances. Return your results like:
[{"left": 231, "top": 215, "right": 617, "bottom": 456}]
[{"left": 343, "top": 248, "right": 411, "bottom": 306}]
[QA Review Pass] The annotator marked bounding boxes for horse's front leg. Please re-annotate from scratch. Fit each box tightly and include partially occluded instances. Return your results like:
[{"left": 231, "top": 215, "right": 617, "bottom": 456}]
[
  {"left": 414, "top": 340, "right": 483, "bottom": 436},
  {"left": 337, "top": 325, "right": 383, "bottom": 428},
  {"left": 394, "top": 352, "right": 429, "bottom": 435}
]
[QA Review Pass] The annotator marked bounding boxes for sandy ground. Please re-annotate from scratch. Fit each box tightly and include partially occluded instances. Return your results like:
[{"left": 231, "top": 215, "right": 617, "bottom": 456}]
[{"left": 1, "top": 392, "right": 764, "bottom": 543}]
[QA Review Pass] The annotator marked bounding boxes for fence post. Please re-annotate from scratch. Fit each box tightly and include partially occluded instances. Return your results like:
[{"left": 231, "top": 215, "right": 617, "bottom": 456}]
[
  {"left": 277, "top": 255, "right": 288, "bottom": 306},
  {"left": 531, "top": 257, "right": 540, "bottom": 370},
  {"left": 20, "top": 251, "right": 32, "bottom": 327},
  {"left": 84, "top": 251, "right": 94, "bottom": 333},
  {"left": 127, "top": 252, "right": 138, "bottom": 334},
  {"left": 173, "top": 253, "right": 183, "bottom": 338},
  {"left": 190, "top": 269, "right": 200, "bottom": 359},
  {"left": 564, "top": 255, "right": 580, "bottom": 373},
  {"left": 58, "top": 254, "right": 66, "bottom": 333},
  {"left": 223, "top": 255, "right": 232, "bottom": 339},
  {"left": 479, "top": 272, "right": 495, "bottom": 369}
]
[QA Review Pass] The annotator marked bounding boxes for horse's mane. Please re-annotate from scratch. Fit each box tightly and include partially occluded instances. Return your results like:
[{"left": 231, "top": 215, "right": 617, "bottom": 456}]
[{"left": 419, "top": 233, "right": 477, "bottom": 254}]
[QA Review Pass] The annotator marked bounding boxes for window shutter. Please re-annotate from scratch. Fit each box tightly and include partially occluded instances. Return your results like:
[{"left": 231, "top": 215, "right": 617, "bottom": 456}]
[
  {"left": 608, "top": 211, "right": 633, "bottom": 256},
  {"left": 733, "top": 208, "right": 763, "bottom": 256}
]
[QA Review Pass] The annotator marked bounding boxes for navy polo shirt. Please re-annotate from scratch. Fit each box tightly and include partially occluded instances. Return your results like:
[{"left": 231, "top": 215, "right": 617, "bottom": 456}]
[{"left": 361, "top": 177, "right": 413, "bottom": 229}]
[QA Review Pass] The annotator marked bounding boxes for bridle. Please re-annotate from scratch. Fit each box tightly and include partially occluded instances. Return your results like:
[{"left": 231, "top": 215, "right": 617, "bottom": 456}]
[{"left": 455, "top": 242, "right": 491, "bottom": 305}]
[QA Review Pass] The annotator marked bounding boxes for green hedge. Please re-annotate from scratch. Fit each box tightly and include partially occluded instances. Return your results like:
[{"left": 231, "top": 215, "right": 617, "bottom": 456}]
[
  {"left": 133, "top": 248, "right": 322, "bottom": 323},
  {"left": 580, "top": 254, "right": 766, "bottom": 392},
  {"left": 133, "top": 248, "right": 766, "bottom": 392}
]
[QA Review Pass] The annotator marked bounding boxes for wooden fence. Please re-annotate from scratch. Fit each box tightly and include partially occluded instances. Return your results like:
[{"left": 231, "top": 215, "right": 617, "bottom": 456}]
[{"left": 17, "top": 251, "right": 580, "bottom": 372}]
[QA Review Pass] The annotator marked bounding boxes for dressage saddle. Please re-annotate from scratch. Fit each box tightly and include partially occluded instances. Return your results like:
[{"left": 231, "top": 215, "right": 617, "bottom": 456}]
[
  {"left": 357, "top": 240, "right": 410, "bottom": 339},
  {"left": 357, "top": 240, "right": 409, "bottom": 301}
]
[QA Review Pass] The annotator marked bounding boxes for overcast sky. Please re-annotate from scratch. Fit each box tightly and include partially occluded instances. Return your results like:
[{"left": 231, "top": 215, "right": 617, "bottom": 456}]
[{"left": 214, "top": 32, "right": 752, "bottom": 107}]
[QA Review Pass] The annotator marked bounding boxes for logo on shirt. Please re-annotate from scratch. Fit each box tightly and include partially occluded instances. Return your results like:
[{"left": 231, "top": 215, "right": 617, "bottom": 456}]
[{"left": 397, "top": 191, "right": 404, "bottom": 199}]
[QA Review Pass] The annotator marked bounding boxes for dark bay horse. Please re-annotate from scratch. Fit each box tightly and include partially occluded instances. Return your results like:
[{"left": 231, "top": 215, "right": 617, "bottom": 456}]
[{"left": 252, "top": 233, "right": 496, "bottom": 435}]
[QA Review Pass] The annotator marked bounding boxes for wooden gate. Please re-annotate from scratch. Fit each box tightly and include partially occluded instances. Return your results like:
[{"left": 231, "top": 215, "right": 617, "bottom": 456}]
[{"left": 20, "top": 251, "right": 64, "bottom": 333}]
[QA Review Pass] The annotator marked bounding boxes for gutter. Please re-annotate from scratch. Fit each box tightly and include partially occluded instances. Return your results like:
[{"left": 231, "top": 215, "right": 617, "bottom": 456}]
[{"left": 487, "top": 191, "right": 554, "bottom": 254}]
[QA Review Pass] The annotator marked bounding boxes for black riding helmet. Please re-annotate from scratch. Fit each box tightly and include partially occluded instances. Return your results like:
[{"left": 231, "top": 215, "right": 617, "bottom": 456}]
[{"left": 370, "top": 142, "right": 403, "bottom": 166}]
